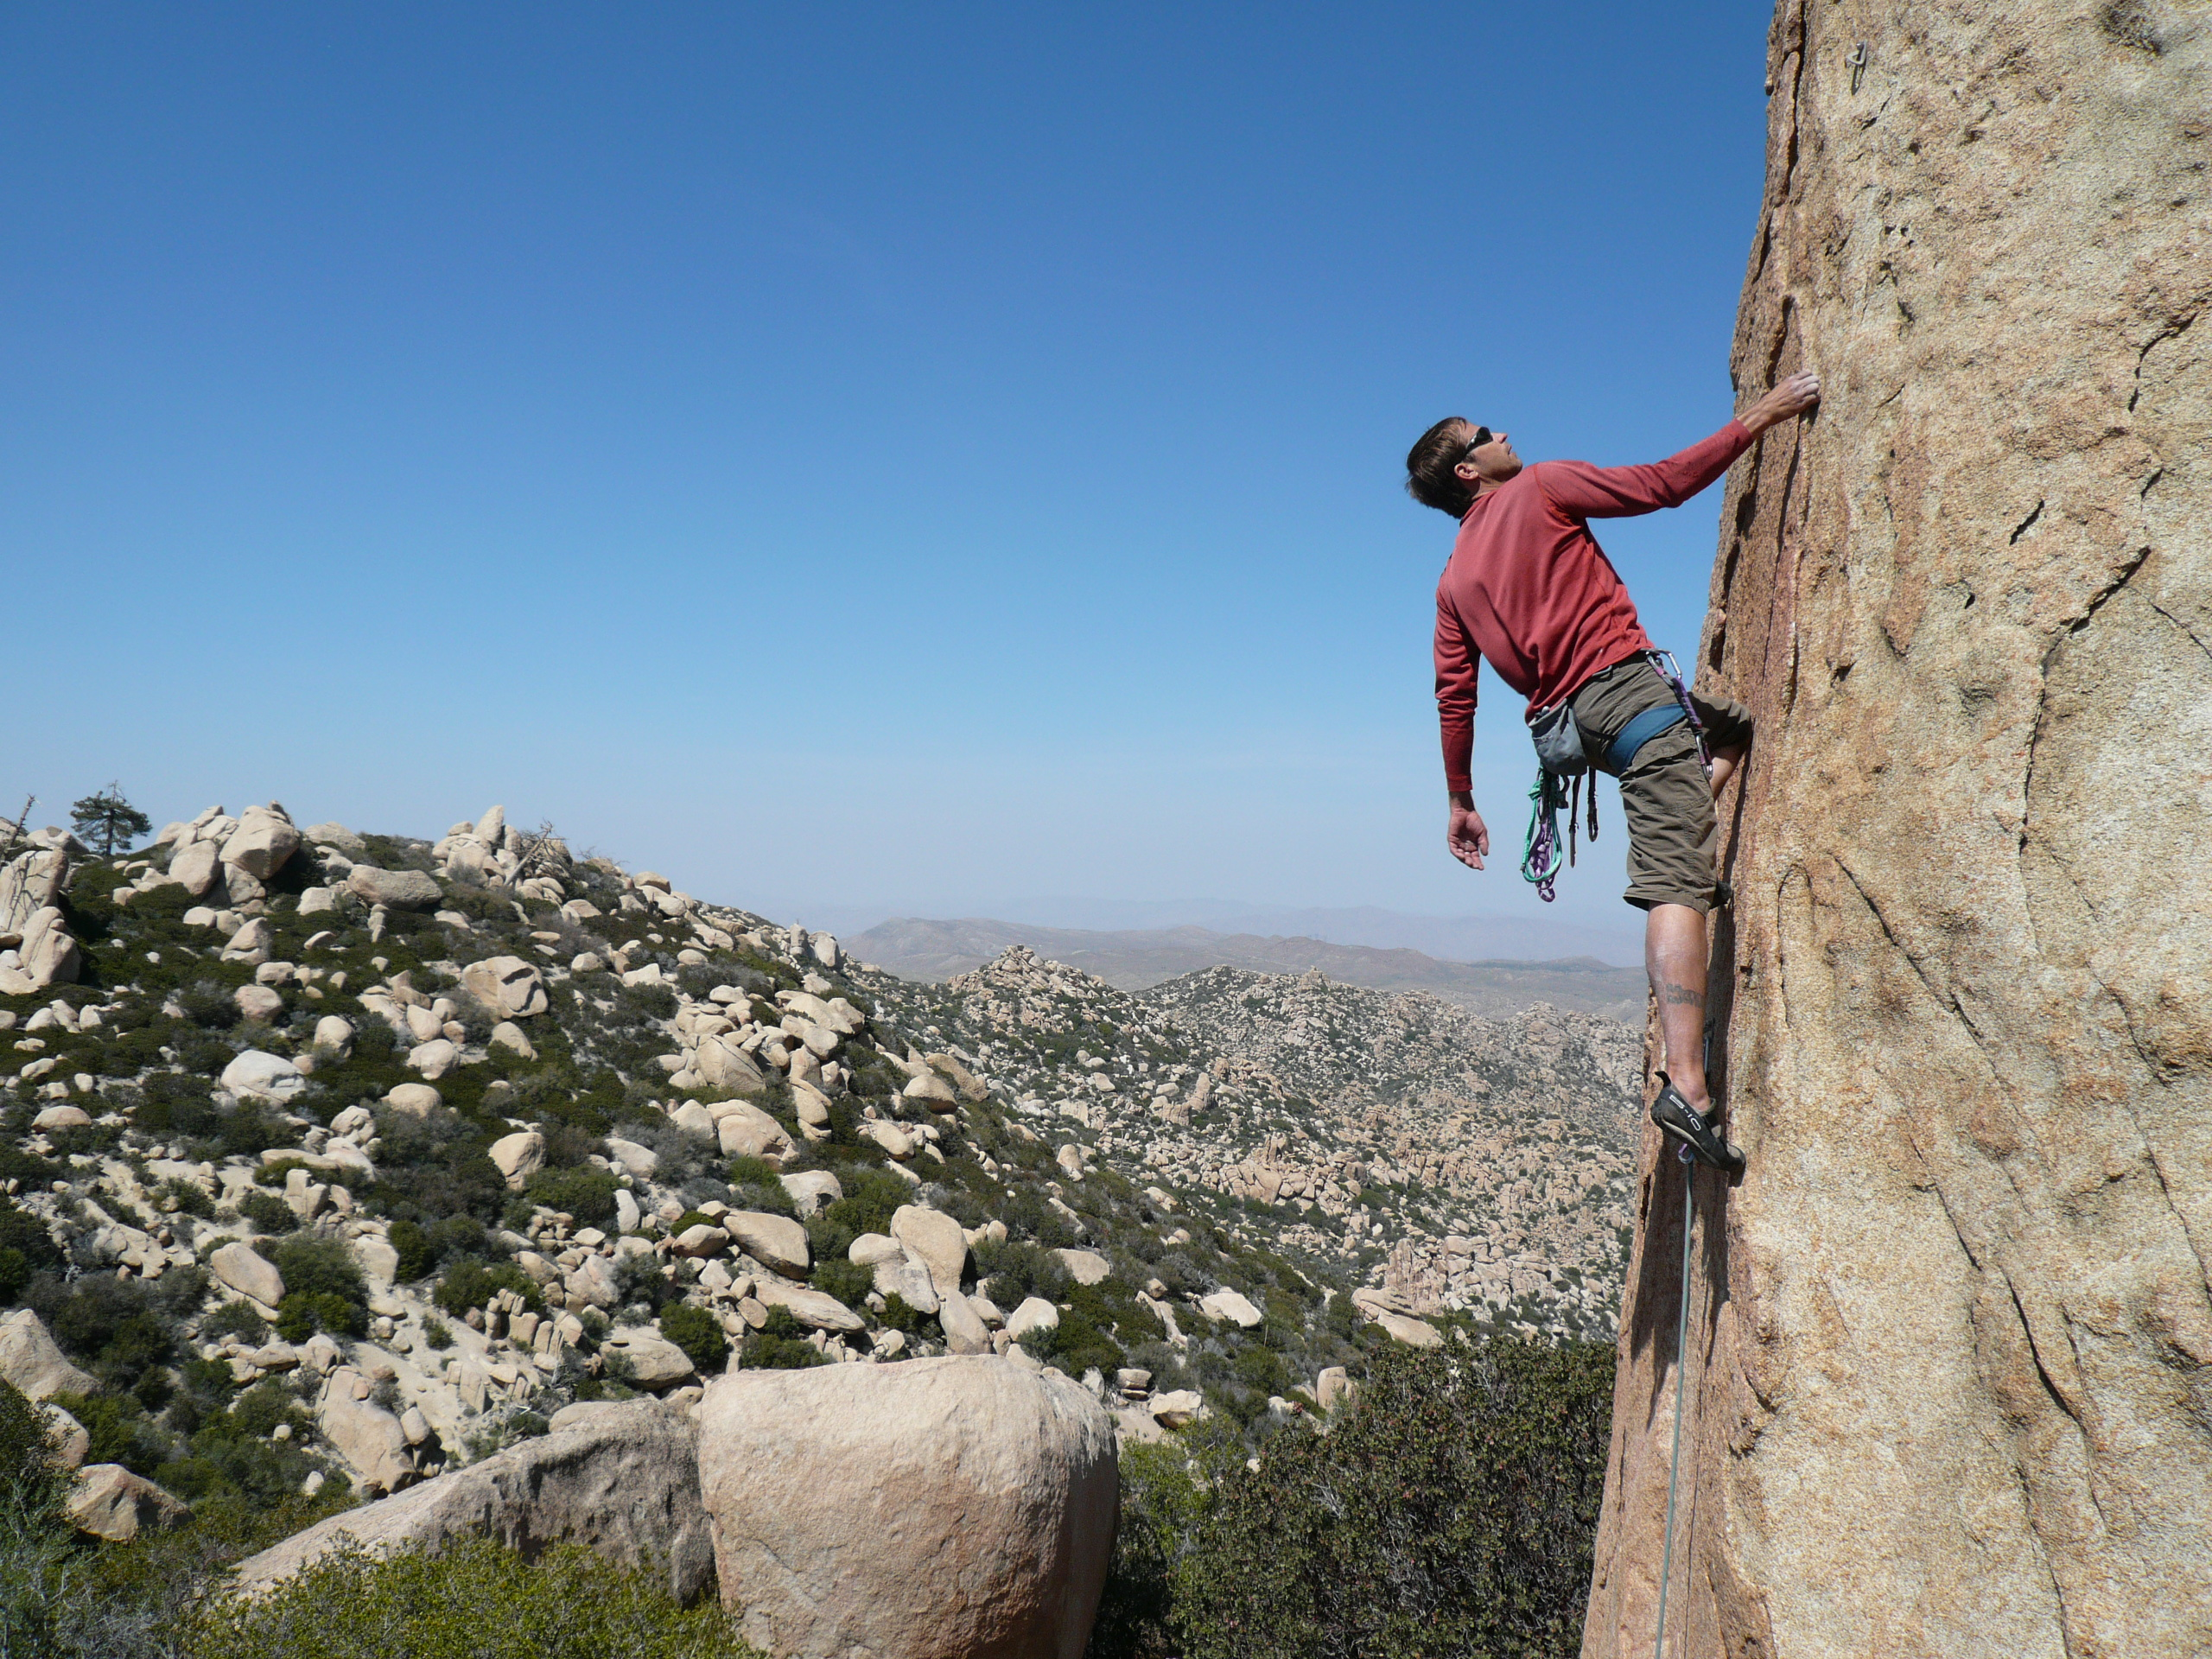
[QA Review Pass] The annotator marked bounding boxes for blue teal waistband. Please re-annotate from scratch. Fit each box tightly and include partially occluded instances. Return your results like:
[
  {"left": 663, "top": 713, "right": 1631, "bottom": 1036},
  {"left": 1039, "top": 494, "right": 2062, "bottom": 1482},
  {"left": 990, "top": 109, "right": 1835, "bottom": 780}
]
[{"left": 1602, "top": 703, "right": 1688, "bottom": 773}]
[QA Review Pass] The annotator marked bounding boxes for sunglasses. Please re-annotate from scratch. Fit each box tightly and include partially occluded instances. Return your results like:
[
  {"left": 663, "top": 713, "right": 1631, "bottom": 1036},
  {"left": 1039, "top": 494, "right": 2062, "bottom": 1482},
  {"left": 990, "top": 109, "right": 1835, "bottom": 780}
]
[{"left": 1463, "top": 426, "right": 1497, "bottom": 455}]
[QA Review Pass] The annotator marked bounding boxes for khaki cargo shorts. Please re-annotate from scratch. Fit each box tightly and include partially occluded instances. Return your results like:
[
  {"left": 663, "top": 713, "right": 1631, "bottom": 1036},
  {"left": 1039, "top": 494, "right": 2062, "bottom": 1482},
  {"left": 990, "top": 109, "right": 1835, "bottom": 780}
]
[{"left": 1567, "top": 657, "right": 1752, "bottom": 914}]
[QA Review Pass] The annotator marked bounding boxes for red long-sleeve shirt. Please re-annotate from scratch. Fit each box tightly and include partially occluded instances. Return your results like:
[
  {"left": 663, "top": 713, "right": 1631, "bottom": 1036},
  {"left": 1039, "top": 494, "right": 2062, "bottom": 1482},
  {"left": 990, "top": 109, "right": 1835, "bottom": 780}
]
[{"left": 1433, "top": 420, "right": 1752, "bottom": 792}]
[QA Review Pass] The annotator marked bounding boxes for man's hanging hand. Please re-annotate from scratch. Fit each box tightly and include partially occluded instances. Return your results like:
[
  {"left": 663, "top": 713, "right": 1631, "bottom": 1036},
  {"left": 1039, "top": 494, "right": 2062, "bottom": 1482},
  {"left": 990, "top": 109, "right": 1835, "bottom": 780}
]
[{"left": 1447, "top": 792, "right": 1491, "bottom": 871}]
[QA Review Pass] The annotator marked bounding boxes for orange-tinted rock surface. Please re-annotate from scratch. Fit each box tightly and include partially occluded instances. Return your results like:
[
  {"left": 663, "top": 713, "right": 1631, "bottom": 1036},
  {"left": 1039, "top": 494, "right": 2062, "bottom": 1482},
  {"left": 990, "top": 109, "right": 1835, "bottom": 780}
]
[{"left": 1585, "top": 4, "right": 2210, "bottom": 1656}]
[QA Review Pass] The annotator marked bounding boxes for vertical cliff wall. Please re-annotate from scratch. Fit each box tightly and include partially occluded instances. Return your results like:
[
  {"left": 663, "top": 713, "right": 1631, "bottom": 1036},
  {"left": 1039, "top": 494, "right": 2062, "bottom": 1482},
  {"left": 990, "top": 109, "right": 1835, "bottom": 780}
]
[{"left": 1583, "top": 4, "right": 2209, "bottom": 1656}]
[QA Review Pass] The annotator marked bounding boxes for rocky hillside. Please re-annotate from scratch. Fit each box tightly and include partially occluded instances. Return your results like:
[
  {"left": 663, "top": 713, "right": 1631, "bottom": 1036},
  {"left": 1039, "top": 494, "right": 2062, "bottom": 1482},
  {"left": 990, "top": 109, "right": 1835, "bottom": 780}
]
[
  {"left": 900, "top": 950, "right": 1640, "bottom": 1331},
  {"left": 0, "top": 801, "right": 1640, "bottom": 1522},
  {"left": 850, "top": 915, "right": 1649, "bottom": 1020}
]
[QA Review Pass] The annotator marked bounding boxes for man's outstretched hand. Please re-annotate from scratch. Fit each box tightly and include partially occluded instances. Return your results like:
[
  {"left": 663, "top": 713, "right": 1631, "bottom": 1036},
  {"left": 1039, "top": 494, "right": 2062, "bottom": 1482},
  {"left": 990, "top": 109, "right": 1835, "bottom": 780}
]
[
  {"left": 1447, "top": 793, "right": 1491, "bottom": 871},
  {"left": 1740, "top": 369, "right": 1821, "bottom": 436}
]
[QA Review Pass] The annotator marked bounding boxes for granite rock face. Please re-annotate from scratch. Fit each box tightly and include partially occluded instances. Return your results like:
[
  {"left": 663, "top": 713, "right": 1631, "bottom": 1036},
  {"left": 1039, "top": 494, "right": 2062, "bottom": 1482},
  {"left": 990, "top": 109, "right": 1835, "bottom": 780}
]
[{"left": 1584, "top": 7, "right": 2212, "bottom": 1658}]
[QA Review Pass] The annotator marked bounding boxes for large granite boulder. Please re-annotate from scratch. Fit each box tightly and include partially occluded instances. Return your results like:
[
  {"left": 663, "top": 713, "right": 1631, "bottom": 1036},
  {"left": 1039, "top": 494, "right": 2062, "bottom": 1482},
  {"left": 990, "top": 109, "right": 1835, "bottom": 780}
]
[
  {"left": 64, "top": 1464, "right": 189, "bottom": 1542},
  {"left": 317, "top": 1366, "right": 418, "bottom": 1497},
  {"left": 345, "top": 866, "right": 442, "bottom": 910},
  {"left": 0, "top": 1310, "right": 98, "bottom": 1401},
  {"left": 1583, "top": 10, "right": 2212, "bottom": 1658},
  {"left": 0, "top": 847, "right": 67, "bottom": 935},
  {"left": 889, "top": 1204, "right": 967, "bottom": 1299},
  {"left": 226, "top": 1400, "right": 711, "bottom": 1602},
  {"left": 0, "top": 906, "right": 79, "bottom": 994},
  {"left": 710, "top": 1098, "right": 794, "bottom": 1162},
  {"left": 208, "top": 1241, "right": 285, "bottom": 1309},
  {"left": 461, "top": 956, "right": 550, "bottom": 1019},
  {"left": 697, "top": 1356, "right": 1116, "bottom": 1658},
  {"left": 222, "top": 803, "right": 301, "bottom": 881}
]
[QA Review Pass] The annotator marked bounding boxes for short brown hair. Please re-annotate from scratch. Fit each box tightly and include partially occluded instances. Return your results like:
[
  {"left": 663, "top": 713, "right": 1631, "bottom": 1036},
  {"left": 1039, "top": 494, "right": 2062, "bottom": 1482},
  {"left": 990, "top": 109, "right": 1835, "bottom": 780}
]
[{"left": 1406, "top": 417, "right": 1474, "bottom": 518}]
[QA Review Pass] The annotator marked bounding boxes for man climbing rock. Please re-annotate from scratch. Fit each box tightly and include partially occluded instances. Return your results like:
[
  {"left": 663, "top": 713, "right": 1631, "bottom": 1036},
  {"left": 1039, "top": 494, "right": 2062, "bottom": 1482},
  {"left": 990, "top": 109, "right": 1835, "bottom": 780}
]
[{"left": 1404, "top": 372, "right": 1819, "bottom": 1172}]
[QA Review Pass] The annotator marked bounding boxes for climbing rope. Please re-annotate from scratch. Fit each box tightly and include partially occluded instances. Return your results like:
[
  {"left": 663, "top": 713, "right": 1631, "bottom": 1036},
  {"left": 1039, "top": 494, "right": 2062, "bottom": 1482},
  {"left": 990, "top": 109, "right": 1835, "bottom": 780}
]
[
  {"left": 1521, "top": 768, "right": 1596, "bottom": 902},
  {"left": 1520, "top": 768, "right": 1572, "bottom": 901},
  {"left": 1651, "top": 1146, "right": 1696, "bottom": 1659}
]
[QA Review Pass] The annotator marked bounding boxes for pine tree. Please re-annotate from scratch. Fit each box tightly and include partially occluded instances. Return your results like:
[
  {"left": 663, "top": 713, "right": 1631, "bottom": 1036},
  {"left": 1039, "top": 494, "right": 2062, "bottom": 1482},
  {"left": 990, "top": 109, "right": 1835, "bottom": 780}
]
[{"left": 69, "top": 783, "right": 151, "bottom": 855}]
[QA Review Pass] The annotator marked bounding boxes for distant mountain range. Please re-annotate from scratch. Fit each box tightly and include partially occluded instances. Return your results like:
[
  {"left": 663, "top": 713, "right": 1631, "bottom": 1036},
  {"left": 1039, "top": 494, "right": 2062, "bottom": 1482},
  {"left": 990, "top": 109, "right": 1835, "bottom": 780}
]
[
  {"left": 848, "top": 916, "right": 1649, "bottom": 1022},
  {"left": 787, "top": 900, "right": 1643, "bottom": 969}
]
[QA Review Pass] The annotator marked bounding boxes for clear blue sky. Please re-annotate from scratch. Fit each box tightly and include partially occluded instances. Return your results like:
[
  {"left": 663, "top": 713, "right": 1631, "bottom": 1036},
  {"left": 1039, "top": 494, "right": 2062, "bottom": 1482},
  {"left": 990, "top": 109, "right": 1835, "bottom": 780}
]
[{"left": 4, "top": 3, "right": 1772, "bottom": 964}]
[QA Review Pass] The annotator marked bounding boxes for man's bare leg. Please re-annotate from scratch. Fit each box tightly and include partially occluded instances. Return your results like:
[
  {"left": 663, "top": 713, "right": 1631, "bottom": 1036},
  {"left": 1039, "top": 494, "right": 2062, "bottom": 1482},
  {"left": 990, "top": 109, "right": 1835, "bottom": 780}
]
[
  {"left": 1646, "top": 903, "right": 1712, "bottom": 1109},
  {"left": 1653, "top": 737, "right": 1746, "bottom": 1103}
]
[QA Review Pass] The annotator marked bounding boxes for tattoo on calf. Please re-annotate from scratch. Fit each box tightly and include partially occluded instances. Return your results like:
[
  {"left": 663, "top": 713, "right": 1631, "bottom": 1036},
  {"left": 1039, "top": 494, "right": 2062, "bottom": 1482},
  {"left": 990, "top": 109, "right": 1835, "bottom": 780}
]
[{"left": 1659, "top": 981, "right": 1705, "bottom": 1008}]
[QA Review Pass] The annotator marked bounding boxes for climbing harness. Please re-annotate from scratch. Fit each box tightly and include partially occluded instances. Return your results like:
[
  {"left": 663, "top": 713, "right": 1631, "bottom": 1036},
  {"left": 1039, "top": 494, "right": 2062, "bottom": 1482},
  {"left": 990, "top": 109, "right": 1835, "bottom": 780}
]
[
  {"left": 1651, "top": 1142, "right": 1697, "bottom": 1659},
  {"left": 1521, "top": 650, "right": 1710, "bottom": 901},
  {"left": 1643, "top": 649, "right": 1713, "bottom": 780}
]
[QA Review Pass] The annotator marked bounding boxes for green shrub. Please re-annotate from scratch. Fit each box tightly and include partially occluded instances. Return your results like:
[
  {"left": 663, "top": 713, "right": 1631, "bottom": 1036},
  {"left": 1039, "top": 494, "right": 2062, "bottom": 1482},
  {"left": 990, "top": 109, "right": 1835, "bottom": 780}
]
[
  {"left": 435, "top": 1259, "right": 544, "bottom": 1318},
  {"left": 276, "top": 1290, "right": 366, "bottom": 1343},
  {"left": 804, "top": 1211, "right": 854, "bottom": 1265},
  {"left": 875, "top": 1293, "right": 932, "bottom": 1337},
  {"left": 396, "top": 1212, "right": 491, "bottom": 1270},
  {"left": 156, "top": 1178, "right": 217, "bottom": 1219},
  {"left": 657, "top": 1304, "right": 728, "bottom": 1376},
  {"left": 270, "top": 1235, "right": 361, "bottom": 1295},
  {"left": 390, "top": 1217, "right": 436, "bottom": 1281},
  {"left": 741, "top": 1306, "right": 830, "bottom": 1370},
  {"left": 817, "top": 1168, "right": 911, "bottom": 1243},
  {"left": 0, "top": 1141, "right": 59, "bottom": 1191},
  {"left": 239, "top": 1190, "right": 298, "bottom": 1235},
  {"left": 186, "top": 1537, "right": 760, "bottom": 1658},
  {"left": 201, "top": 1301, "right": 270, "bottom": 1344},
  {"left": 976, "top": 1236, "right": 1070, "bottom": 1307},
  {"left": 178, "top": 982, "right": 241, "bottom": 1029},
  {"left": 1232, "top": 1344, "right": 1290, "bottom": 1398},
  {"left": 524, "top": 1166, "right": 619, "bottom": 1228},
  {"left": 1022, "top": 1295, "right": 1123, "bottom": 1380},
  {"left": 48, "top": 1389, "right": 170, "bottom": 1478},
  {"left": 372, "top": 1135, "right": 508, "bottom": 1230},
  {"left": 1163, "top": 1336, "right": 1613, "bottom": 1659},
  {"left": 0, "top": 1376, "right": 56, "bottom": 1492},
  {"left": 138, "top": 1071, "right": 219, "bottom": 1137},
  {"left": 810, "top": 1258, "right": 871, "bottom": 1306},
  {"left": 29, "top": 1274, "right": 174, "bottom": 1392},
  {"left": 724, "top": 1155, "right": 779, "bottom": 1190},
  {"left": 270, "top": 1236, "right": 367, "bottom": 1339},
  {"left": 725, "top": 1159, "right": 795, "bottom": 1219},
  {"left": 617, "top": 982, "right": 678, "bottom": 1022},
  {"left": 0, "top": 1404, "right": 73, "bottom": 1656},
  {"left": 156, "top": 1381, "right": 329, "bottom": 1507},
  {"left": 0, "top": 1197, "right": 60, "bottom": 1303},
  {"left": 1322, "top": 1290, "right": 1357, "bottom": 1338},
  {"left": 215, "top": 1103, "right": 293, "bottom": 1159},
  {"left": 610, "top": 1253, "right": 673, "bottom": 1314},
  {"left": 1089, "top": 1431, "right": 1239, "bottom": 1659}
]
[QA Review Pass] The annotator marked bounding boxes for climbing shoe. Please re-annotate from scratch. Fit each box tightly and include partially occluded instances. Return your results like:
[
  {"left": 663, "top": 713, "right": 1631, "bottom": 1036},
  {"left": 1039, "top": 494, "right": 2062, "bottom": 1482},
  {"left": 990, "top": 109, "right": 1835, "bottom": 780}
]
[{"left": 1651, "top": 1073, "right": 1745, "bottom": 1174}]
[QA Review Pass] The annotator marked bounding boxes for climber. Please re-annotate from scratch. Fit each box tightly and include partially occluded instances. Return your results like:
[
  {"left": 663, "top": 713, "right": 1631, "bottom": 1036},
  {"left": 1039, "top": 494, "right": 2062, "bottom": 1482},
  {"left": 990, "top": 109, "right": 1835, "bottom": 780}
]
[{"left": 1404, "top": 371, "right": 1821, "bottom": 1173}]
